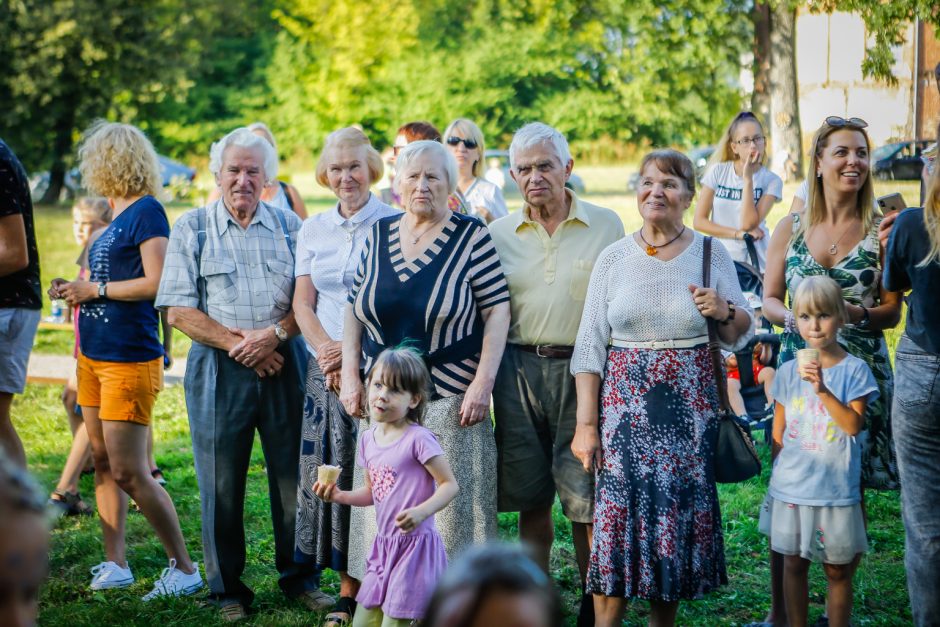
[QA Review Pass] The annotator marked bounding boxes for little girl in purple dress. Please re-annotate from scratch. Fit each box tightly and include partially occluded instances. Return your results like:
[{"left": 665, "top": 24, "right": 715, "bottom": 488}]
[{"left": 315, "top": 347, "right": 458, "bottom": 626}]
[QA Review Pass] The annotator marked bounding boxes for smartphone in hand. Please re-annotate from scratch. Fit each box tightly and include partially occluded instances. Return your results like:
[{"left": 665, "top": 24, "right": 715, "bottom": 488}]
[{"left": 876, "top": 193, "right": 906, "bottom": 215}]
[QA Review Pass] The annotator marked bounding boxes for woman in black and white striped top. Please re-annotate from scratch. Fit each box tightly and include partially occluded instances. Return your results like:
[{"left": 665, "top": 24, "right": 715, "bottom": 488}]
[{"left": 339, "top": 140, "right": 511, "bottom": 577}]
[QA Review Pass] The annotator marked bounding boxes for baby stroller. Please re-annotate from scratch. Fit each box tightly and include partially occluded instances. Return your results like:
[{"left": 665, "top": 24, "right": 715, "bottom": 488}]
[{"left": 729, "top": 234, "right": 779, "bottom": 443}]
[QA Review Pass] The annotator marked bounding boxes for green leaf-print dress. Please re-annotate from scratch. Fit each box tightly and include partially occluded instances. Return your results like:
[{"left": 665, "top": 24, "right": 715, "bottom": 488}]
[{"left": 779, "top": 214, "right": 898, "bottom": 490}]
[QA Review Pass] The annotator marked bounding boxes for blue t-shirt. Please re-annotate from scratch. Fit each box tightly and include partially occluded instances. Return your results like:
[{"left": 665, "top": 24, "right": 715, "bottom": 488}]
[
  {"left": 884, "top": 206, "right": 940, "bottom": 355},
  {"left": 79, "top": 195, "right": 169, "bottom": 362},
  {"left": 769, "top": 354, "right": 878, "bottom": 506}
]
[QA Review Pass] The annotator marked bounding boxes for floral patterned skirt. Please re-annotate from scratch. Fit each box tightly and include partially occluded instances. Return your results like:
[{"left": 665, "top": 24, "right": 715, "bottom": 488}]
[
  {"left": 294, "top": 359, "right": 358, "bottom": 570},
  {"left": 587, "top": 346, "right": 727, "bottom": 601}
]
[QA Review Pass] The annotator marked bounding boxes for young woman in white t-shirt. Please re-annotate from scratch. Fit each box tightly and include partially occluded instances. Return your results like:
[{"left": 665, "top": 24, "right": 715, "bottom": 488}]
[{"left": 693, "top": 112, "right": 783, "bottom": 269}]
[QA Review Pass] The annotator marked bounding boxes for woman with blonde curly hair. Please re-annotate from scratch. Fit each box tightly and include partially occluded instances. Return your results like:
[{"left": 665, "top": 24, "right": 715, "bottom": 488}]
[{"left": 48, "top": 121, "right": 203, "bottom": 600}]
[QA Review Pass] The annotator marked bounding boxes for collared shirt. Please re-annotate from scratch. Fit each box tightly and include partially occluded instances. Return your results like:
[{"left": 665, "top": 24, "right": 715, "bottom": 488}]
[
  {"left": 489, "top": 189, "right": 624, "bottom": 346},
  {"left": 294, "top": 193, "right": 400, "bottom": 356},
  {"left": 156, "top": 198, "right": 302, "bottom": 330}
]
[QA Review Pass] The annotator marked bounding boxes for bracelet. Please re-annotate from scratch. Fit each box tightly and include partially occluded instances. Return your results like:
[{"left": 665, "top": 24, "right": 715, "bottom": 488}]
[
  {"left": 719, "top": 300, "right": 736, "bottom": 325},
  {"left": 857, "top": 306, "right": 871, "bottom": 329},
  {"left": 783, "top": 310, "right": 796, "bottom": 334}
]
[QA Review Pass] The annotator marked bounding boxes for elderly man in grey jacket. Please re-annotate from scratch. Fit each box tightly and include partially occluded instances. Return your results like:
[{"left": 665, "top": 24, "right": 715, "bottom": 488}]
[{"left": 156, "top": 128, "right": 329, "bottom": 620}]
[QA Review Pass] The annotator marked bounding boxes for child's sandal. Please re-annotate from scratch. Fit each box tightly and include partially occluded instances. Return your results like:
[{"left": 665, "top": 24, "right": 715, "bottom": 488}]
[
  {"left": 48, "top": 490, "right": 93, "bottom": 517},
  {"left": 323, "top": 596, "right": 356, "bottom": 627}
]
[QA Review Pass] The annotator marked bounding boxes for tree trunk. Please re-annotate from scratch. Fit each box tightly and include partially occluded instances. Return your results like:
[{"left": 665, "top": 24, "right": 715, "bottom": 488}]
[
  {"left": 769, "top": 3, "right": 803, "bottom": 181},
  {"left": 39, "top": 107, "right": 75, "bottom": 205},
  {"left": 751, "top": 0, "right": 771, "bottom": 125}
]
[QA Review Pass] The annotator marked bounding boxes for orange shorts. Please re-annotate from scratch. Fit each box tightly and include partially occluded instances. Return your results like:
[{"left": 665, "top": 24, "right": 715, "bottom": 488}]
[{"left": 76, "top": 353, "right": 163, "bottom": 425}]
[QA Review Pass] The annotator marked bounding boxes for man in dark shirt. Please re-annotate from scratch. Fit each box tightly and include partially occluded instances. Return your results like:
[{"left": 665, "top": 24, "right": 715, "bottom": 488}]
[{"left": 0, "top": 139, "right": 41, "bottom": 466}]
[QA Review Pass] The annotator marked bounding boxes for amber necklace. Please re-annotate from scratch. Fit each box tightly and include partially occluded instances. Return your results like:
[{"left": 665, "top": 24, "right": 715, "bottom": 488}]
[{"left": 638, "top": 226, "right": 685, "bottom": 256}]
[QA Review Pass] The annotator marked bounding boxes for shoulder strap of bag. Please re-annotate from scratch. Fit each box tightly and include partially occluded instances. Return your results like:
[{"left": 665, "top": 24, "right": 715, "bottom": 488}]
[
  {"left": 742, "top": 232, "right": 761, "bottom": 273},
  {"left": 703, "top": 236, "right": 732, "bottom": 413}
]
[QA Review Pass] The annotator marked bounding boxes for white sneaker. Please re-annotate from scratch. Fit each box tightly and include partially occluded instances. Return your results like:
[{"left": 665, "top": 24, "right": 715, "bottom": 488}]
[
  {"left": 89, "top": 561, "right": 135, "bottom": 590},
  {"left": 142, "top": 559, "right": 204, "bottom": 601}
]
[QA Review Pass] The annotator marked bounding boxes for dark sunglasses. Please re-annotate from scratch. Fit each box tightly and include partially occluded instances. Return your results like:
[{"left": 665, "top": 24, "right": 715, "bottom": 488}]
[
  {"left": 825, "top": 116, "right": 868, "bottom": 129},
  {"left": 446, "top": 136, "right": 478, "bottom": 150}
]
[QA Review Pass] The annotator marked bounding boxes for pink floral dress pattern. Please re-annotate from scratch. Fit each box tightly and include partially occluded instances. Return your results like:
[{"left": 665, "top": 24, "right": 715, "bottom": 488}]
[
  {"left": 369, "top": 465, "right": 398, "bottom": 503},
  {"left": 588, "top": 346, "right": 727, "bottom": 601}
]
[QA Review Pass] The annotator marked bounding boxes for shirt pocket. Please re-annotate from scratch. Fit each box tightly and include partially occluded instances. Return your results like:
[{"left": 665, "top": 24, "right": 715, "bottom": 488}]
[
  {"left": 266, "top": 258, "right": 294, "bottom": 311},
  {"left": 568, "top": 259, "right": 594, "bottom": 301},
  {"left": 201, "top": 257, "right": 238, "bottom": 305}
]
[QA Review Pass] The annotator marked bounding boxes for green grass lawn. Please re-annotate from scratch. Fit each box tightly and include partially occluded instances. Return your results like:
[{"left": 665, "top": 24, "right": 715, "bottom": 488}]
[
  {"left": 19, "top": 382, "right": 910, "bottom": 626},
  {"left": 24, "top": 168, "right": 916, "bottom": 625}
]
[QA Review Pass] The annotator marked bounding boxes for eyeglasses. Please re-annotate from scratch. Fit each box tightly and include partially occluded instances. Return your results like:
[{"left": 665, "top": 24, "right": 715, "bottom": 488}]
[
  {"left": 446, "top": 136, "right": 478, "bottom": 150},
  {"left": 734, "top": 135, "right": 765, "bottom": 146},
  {"left": 825, "top": 116, "right": 868, "bottom": 129}
]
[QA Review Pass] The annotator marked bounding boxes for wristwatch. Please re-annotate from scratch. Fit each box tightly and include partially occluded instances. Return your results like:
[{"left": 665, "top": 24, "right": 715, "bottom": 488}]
[
  {"left": 97, "top": 282, "right": 107, "bottom": 298},
  {"left": 273, "top": 322, "right": 288, "bottom": 342},
  {"left": 720, "top": 300, "right": 736, "bottom": 325}
]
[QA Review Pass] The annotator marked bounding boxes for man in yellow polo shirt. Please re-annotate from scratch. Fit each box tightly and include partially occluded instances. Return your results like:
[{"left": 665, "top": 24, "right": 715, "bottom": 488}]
[{"left": 489, "top": 122, "right": 624, "bottom": 626}]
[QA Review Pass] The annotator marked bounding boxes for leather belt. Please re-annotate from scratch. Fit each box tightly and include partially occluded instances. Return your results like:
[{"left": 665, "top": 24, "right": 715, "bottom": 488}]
[
  {"left": 610, "top": 335, "right": 709, "bottom": 350},
  {"left": 514, "top": 344, "right": 575, "bottom": 359}
]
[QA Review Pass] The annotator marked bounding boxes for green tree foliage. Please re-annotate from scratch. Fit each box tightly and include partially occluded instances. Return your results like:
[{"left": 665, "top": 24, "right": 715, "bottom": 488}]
[
  {"left": 0, "top": 0, "right": 202, "bottom": 200},
  {"left": 140, "top": 1, "right": 279, "bottom": 160},
  {"left": 266, "top": 0, "right": 753, "bottom": 157}
]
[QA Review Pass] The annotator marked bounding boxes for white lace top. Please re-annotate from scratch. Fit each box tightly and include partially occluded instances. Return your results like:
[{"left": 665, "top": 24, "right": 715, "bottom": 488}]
[{"left": 571, "top": 232, "right": 755, "bottom": 376}]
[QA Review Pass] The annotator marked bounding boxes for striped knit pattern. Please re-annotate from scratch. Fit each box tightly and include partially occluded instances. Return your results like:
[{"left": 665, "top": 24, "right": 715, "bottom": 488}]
[{"left": 350, "top": 212, "right": 509, "bottom": 396}]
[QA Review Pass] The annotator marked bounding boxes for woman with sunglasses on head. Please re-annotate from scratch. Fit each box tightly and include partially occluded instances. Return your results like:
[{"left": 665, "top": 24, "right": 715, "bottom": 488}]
[
  {"left": 693, "top": 112, "right": 783, "bottom": 269},
  {"left": 443, "top": 119, "right": 508, "bottom": 224},
  {"left": 758, "top": 116, "right": 902, "bottom": 627}
]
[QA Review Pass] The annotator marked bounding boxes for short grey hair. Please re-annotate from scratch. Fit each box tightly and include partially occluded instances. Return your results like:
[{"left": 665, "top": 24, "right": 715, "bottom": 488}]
[
  {"left": 394, "top": 140, "right": 458, "bottom": 196},
  {"left": 509, "top": 122, "right": 572, "bottom": 171},
  {"left": 209, "top": 127, "right": 279, "bottom": 184}
]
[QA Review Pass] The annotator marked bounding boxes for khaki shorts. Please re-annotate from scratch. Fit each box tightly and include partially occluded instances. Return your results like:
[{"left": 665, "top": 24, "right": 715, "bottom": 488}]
[
  {"left": 492, "top": 344, "right": 594, "bottom": 523},
  {"left": 76, "top": 353, "right": 163, "bottom": 425}
]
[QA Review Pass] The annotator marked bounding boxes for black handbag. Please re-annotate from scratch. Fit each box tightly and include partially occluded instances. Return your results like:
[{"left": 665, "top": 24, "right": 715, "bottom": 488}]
[{"left": 702, "top": 237, "right": 762, "bottom": 483}]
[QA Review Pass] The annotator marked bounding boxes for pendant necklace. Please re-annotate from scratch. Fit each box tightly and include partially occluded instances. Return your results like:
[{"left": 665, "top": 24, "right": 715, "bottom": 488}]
[
  {"left": 406, "top": 213, "right": 448, "bottom": 245},
  {"left": 826, "top": 223, "right": 855, "bottom": 255},
  {"left": 638, "top": 226, "right": 685, "bottom": 256}
]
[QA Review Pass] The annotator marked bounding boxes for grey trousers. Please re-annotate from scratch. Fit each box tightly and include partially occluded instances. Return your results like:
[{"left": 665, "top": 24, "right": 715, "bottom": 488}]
[{"left": 185, "top": 340, "right": 319, "bottom": 606}]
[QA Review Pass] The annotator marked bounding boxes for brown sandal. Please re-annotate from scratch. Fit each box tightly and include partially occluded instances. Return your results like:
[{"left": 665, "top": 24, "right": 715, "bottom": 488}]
[
  {"left": 48, "top": 491, "right": 93, "bottom": 517},
  {"left": 219, "top": 602, "right": 248, "bottom": 623}
]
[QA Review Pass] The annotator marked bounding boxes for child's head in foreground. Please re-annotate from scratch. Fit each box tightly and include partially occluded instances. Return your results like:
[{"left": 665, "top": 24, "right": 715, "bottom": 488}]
[{"left": 0, "top": 451, "right": 49, "bottom": 627}]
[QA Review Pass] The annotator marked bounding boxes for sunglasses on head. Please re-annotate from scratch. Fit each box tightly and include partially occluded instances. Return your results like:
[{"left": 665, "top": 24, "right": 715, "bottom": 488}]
[
  {"left": 825, "top": 116, "right": 868, "bottom": 129},
  {"left": 446, "top": 136, "right": 478, "bottom": 150}
]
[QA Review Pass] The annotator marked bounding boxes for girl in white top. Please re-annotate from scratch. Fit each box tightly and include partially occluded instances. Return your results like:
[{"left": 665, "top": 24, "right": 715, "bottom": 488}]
[
  {"left": 693, "top": 112, "right": 783, "bottom": 269},
  {"left": 443, "top": 118, "right": 508, "bottom": 223},
  {"left": 760, "top": 275, "right": 876, "bottom": 627}
]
